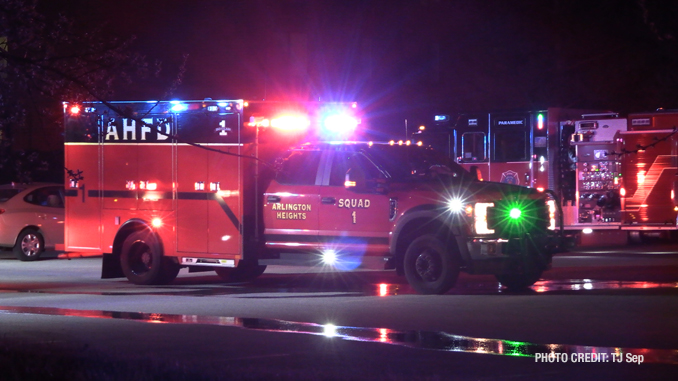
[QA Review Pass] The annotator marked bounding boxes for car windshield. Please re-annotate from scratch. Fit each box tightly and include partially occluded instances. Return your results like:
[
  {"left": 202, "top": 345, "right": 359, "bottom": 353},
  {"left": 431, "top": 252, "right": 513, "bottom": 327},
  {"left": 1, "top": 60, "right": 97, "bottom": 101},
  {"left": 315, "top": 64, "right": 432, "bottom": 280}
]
[
  {"left": 361, "top": 144, "right": 469, "bottom": 182},
  {"left": 0, "top": 188, "right": 22, "bottom": 202}
]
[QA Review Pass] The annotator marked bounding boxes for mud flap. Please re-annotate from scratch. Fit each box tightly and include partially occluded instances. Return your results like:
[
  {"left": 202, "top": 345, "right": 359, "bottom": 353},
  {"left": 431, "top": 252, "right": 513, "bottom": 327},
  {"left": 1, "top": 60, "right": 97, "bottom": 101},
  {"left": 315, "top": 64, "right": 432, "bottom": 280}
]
[{"left": 101, "top": 253, "right": 125, "bottom": 279}]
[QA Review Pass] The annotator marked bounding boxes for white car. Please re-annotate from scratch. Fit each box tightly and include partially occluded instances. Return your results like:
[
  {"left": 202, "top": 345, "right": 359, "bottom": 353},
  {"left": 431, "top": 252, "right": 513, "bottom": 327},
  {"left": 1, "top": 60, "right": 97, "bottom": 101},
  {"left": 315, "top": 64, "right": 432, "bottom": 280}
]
[{"left": 0, "top": 183, "right": 64, "bottom": 261}]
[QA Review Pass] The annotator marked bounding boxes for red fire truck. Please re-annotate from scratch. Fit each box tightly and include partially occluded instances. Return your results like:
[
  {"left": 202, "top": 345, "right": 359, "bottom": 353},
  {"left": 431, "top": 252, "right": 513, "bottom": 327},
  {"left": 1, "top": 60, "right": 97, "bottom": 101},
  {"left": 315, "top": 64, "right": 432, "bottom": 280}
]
[
  {"left": 619, "top": 111, "right": 678, "bottom": 238},
  {"left": 418, "top": 109, "right": 678, "bottom": 244},
  {"left": 64, "top": 99, "right": 557, "bottom": 294}
]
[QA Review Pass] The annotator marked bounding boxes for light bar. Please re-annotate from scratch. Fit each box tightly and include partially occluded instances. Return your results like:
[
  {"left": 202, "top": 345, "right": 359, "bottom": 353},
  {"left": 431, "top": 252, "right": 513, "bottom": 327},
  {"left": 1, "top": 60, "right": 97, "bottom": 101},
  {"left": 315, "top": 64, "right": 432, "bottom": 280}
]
[
  {"left": 171, "top": 103, "right": 187, "bottom": 112},
  {"left": 270, "top": 115, "right": 310, "bottom": 131},
  {"left": 323, "top": 114, "right": 359, "bottom": 134},
  {"left": 248, "top": 116, "right": 270, "bottom": 128}
]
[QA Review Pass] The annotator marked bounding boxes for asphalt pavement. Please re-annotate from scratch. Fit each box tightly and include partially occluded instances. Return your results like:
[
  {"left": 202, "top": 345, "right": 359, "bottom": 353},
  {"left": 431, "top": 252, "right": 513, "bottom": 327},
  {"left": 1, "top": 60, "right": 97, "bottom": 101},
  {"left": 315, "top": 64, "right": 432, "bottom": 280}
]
[{"left": 0, "top": 244, "right": 676, "bottom": 380}]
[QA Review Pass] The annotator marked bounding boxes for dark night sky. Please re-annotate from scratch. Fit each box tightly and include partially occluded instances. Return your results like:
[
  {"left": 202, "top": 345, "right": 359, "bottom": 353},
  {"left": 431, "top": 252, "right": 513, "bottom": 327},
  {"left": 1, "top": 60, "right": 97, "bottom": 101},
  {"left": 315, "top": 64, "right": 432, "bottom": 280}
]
[{"left": 51, "top": 0, "right": 678, "bottom": 137}]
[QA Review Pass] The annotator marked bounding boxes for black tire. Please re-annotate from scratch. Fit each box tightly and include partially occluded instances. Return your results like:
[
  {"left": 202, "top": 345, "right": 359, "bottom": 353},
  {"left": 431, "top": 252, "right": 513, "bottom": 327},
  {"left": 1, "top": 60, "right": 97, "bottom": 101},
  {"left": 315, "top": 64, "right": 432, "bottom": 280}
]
[
  {"left": 496, "top": 242, "right": 546, "bottom": 290},
  {"left": 215, "top": 261, "right": 267, "bottom": 282},
  {"left": 13, "top": 229, "right": 44, "bottom": 261},
  {"left": 403, "top": 234, "right": 460, "bottom": 295},
  {"left": 159, "top": 258, "right": 181, "bottom": 284},
  {"left": 495, "top": 270, "right": 543, "bottom": 291},
  {"left": 120, "top": 230, "right": 177, "bottom": 285}
]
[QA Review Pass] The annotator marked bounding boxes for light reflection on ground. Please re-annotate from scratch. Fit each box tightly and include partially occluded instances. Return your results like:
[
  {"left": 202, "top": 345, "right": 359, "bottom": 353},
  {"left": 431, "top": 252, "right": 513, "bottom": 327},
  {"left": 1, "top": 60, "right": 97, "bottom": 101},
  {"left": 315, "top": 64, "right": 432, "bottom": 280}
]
[
  {"left": 374, "top": 279, "right": 678, "bottom": 296},
  {"left": 532, "top": 279, "right": 678, "bottom": 293},
  {"left": 0, "top": 305, "right": 676, "bottom": 364},
  {"left": 1, "top": 277, "right": 677, "bottom": 298}
]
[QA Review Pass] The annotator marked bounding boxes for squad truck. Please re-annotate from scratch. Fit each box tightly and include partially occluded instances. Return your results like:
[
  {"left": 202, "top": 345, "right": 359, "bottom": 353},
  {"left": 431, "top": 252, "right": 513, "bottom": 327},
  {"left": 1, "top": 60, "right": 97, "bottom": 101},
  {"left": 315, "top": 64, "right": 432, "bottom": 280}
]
[{"left": 63, "top": 99, "right": 558, "bottom": 294}]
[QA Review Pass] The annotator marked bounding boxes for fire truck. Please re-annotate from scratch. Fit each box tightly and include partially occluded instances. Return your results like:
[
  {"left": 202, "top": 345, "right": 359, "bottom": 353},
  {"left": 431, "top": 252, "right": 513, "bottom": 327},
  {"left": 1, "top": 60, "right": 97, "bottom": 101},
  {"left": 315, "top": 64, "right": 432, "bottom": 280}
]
[
  {"left": 417, "top": 108, "right": 678, "bottom": 244},
  {"left": 64, "top": 99, "right": 557, "bottom": 294}
]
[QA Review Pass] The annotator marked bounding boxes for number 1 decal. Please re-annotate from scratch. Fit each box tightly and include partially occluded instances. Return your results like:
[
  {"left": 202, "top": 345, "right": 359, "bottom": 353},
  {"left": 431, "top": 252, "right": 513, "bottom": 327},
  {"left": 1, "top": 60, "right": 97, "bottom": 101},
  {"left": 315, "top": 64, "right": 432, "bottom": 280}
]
[{"left": 351, "top": 210, "right": 357, "bottom": 224}]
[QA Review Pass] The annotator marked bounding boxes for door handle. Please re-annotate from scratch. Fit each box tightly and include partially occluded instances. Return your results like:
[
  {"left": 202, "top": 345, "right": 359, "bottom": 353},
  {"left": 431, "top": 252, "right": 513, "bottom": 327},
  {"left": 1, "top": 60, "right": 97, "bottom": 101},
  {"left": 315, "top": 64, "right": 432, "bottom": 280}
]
[
  {"left": 321, "top": 197, "right": 336, "bottom": 205},
  {"left": 267, "top": 195, "right": 281, "bottom": 203}
]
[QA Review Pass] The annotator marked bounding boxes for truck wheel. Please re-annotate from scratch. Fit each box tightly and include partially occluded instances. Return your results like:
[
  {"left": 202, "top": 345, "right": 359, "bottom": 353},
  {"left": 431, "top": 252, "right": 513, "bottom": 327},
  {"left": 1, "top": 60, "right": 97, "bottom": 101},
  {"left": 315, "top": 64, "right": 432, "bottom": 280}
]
[
  {"left": 159, "top": 259, "right": 181, "bottom": 284},
  {"left": 404, "top": 235, "right": 460, "bottom": 294},
  {"left": 13, "top": 229, "right": 44, "bottom": 261},
  {"left": 495, "top": 270, "right": 542, "bottom": 291},
  {"left": 121, "top": 230, "right": 177, "bottom": 285},
  {"left": 215, "top": 262, "right": 267, "bottom": 282}
]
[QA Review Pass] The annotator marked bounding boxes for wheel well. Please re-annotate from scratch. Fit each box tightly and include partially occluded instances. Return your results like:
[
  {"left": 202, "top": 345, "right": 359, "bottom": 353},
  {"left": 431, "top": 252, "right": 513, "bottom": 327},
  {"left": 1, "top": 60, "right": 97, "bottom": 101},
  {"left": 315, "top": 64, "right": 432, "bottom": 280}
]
[
  {"left": 103, "top": 220, "right": 156, "bottom": 279},
  {"left": 113, "top": 220, "right": 159, "bottom": 257},
  {"left": 14, "top": 226, "right": 43, "bottom": 245},
  {"left": 394, "top": 217, "right": 458, "bottom": 275}
]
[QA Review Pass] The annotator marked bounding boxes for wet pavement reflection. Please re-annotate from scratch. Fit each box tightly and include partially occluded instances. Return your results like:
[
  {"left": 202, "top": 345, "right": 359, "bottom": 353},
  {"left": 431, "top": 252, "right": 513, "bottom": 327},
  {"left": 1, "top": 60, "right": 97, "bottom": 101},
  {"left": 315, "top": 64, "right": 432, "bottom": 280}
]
[
  {"left": 1, "top": 275, "right": 677, "bottom": 297},
  {"left": 374, "top": 279, "right": 678, "bottom": 296},
  {"left": 0, "top": 304, "right": 676, "bottom": 364},
  {"left": 531, "top": 279, "right": 678, "bottom": 293}
]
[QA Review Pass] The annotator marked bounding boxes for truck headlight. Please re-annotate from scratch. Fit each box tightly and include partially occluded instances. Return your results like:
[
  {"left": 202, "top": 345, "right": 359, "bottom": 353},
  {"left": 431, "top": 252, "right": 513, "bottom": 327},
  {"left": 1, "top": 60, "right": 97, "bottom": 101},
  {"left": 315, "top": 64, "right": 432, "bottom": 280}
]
[{"left": 447, "top": 198, "right": 465, "bottom": 213}]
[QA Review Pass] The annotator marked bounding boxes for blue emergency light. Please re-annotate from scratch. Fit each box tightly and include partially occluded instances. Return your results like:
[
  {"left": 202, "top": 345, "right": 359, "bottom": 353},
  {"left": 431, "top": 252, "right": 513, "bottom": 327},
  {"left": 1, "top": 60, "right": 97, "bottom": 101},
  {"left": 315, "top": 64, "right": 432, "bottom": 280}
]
[
  {"left": 170, "top": 102, "right": 188, "bottom": 112},
  {"left": 323, "top": 114, "right": 359, "bottom": 134}
]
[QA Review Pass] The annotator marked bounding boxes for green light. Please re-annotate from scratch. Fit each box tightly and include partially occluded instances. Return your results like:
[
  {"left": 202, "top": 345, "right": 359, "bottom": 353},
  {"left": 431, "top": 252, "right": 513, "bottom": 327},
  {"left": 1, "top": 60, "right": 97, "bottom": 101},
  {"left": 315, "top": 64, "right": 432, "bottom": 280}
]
[{"left": 509, "top": 208, "right": 522, "bottom": 219}]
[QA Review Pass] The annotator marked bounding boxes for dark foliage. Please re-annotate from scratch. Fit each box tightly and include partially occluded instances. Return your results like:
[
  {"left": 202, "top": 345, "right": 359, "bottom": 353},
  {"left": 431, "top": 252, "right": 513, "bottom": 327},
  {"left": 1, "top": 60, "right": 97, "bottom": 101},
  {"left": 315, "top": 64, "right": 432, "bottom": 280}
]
[{"left": 0, "top": 0, "right": 166, "bottom": 183}]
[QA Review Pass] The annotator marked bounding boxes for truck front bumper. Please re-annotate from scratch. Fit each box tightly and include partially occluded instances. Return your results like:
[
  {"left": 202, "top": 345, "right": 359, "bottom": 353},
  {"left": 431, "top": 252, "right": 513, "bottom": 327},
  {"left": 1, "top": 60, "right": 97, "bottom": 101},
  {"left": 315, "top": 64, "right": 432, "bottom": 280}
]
[{"left": 464, "top": 235, "right": 552, "bottom": 275}]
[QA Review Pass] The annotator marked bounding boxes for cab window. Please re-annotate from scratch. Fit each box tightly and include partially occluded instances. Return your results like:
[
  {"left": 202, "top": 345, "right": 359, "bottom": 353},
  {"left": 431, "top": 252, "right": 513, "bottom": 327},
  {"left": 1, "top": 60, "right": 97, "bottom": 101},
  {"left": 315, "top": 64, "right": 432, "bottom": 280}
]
[
  {"left": 461, "top": 132, "right": 486, "bottom": 162},
  {"left": 329, "top": 151, "right": 381, "bottom": 186},
  {"left": 493, "top": 130, "right": 527, "bottom": 162},
  {"left": 276, "top": 150, "right": 322, "bottom": 185}
]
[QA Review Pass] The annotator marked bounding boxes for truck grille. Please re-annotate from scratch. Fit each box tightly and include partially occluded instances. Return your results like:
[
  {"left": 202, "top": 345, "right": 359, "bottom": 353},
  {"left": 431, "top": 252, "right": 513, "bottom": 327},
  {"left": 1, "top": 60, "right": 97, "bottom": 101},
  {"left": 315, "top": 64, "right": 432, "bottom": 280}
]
[{"left": 486, "top": 198, "right": 548, "bottom": 238}]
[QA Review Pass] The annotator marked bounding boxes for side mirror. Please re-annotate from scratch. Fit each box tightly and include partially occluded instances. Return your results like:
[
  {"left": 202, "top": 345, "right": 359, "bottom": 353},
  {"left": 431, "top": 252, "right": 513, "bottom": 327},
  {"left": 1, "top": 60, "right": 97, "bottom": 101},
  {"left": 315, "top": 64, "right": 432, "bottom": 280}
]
[{"left": 469, "top": 165, "right": 483, "bottom": 181}]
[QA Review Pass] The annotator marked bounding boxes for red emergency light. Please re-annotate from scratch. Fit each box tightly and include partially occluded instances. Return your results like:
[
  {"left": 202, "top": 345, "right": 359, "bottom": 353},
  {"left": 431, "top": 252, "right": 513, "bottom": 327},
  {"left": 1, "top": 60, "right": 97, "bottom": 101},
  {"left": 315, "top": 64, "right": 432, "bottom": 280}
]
[
  {"left": 248, "top": 116, "right": 270, "bottom": 128},
  {"left": 247, "top": 114, "right": 310, "bottom": 131},
  {"left": 271, "top": 115, "right": 310, "bottom": 131}
]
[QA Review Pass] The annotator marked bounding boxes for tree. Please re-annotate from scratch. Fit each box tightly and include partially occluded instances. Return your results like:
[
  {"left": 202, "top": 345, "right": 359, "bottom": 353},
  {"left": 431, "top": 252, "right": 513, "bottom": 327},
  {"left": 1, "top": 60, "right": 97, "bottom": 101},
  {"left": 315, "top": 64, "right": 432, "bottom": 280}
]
[{"left": 0, "top": 0, "right": 182, "bottom": 183}]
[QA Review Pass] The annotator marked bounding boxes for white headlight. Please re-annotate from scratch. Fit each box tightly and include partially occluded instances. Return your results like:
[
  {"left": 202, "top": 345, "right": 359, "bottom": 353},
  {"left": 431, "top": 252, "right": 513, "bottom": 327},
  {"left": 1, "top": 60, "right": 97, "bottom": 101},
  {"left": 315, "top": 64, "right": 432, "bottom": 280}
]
[
  {"left": 322, "top": 250, "right": 338, "bottom": 265},
  {"left": 447, "top": 198, "right": 465, "bottom": 213}
]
